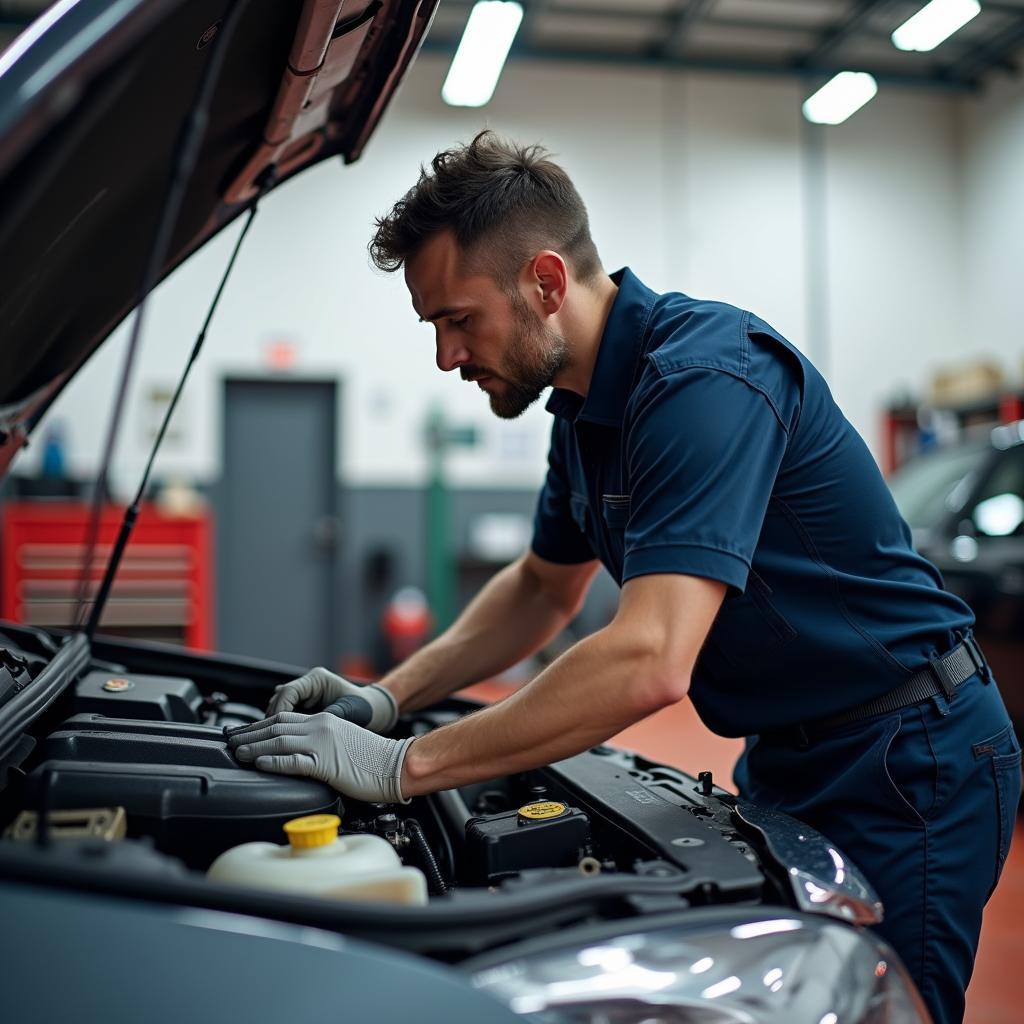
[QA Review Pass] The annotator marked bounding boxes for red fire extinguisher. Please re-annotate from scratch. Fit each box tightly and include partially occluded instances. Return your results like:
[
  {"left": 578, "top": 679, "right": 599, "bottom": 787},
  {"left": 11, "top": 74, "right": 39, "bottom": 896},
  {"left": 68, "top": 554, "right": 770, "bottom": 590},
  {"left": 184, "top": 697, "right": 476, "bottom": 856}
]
[{"left": 382, "top": 586, "right": 432, "bottom": 666}]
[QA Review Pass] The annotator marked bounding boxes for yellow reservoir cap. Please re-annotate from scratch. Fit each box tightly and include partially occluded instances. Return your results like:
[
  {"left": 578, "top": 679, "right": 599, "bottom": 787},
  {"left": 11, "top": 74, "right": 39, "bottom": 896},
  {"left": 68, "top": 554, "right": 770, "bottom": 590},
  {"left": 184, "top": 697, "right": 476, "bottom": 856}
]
[
  {"left": 518, "top": 801, "right": 568, "bottom": 822},
  {"left": 283, "top": 814, "right": 341, "bottom": 849}
]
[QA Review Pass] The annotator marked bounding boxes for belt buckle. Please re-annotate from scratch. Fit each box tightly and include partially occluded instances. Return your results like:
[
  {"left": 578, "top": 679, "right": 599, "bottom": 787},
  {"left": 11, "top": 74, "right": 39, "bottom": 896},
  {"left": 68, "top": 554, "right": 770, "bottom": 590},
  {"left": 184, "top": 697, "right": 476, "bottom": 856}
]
[
  {"left": 963, "top": 633, "right": 991, "bottom": 683},
  {"left": 928, "top": 652, "right": 958, "bottom": 698}
]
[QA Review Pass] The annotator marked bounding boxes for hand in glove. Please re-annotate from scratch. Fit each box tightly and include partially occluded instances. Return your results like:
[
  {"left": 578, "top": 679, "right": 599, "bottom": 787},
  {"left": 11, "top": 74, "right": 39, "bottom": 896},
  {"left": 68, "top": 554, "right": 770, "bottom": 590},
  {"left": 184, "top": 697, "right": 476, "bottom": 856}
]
[
  {"left": 227, "top": 712, "right": 413, "bottom": 804},
  {"left": 266, "top": 667, "right": 398, "bottom": 734}
]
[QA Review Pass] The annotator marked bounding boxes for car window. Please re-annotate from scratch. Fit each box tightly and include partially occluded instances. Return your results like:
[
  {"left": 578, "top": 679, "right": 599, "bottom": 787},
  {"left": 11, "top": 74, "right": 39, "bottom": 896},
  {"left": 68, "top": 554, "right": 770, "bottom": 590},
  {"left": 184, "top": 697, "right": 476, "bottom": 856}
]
[
  {"left": 968, "top": 445, "right": 1024, "bottom": 538},
  {"left": 887, "top": 440, "right": 989, "bottom": 530}
]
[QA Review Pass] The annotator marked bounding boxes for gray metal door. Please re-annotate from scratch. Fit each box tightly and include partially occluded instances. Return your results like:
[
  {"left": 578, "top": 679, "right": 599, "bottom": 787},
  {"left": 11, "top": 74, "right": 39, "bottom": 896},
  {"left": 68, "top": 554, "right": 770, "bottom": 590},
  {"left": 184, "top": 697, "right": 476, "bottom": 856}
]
[{"left": 219, "top": 379, "right": 338, "bottom": 666}]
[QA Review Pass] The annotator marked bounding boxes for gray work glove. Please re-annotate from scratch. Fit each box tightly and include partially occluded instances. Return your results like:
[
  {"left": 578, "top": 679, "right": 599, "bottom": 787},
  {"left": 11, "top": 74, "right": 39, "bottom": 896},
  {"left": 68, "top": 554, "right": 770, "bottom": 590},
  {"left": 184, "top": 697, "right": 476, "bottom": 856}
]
[
  {"left": 227, "top": 712, "right": 413, "bottom": 804},
  {"left": 266, "top": 667, "right": 398, "bottom": 734}
]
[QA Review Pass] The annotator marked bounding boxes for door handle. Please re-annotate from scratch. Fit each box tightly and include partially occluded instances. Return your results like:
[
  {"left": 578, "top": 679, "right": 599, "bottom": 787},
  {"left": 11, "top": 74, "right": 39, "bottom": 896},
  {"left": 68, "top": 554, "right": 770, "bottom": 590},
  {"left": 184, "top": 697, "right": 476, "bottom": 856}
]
[{"left": 312, "top": 516, "right": 341, "bottom": 551}]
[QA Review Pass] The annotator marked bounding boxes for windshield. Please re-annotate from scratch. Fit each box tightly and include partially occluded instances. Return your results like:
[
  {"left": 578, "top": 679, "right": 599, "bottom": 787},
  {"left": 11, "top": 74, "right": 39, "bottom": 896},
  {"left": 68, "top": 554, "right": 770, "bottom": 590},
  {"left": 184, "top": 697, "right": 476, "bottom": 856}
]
[{"left": 888, "top": 440, "right": 990, "bottom": 530}]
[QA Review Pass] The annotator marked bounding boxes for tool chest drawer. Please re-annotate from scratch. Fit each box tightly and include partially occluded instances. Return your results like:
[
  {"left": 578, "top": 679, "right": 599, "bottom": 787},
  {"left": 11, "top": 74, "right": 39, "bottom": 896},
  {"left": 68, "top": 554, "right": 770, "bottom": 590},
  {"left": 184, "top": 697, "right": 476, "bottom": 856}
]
[{"left": 1, "top": 501, "right": 212, "bottom": 648}]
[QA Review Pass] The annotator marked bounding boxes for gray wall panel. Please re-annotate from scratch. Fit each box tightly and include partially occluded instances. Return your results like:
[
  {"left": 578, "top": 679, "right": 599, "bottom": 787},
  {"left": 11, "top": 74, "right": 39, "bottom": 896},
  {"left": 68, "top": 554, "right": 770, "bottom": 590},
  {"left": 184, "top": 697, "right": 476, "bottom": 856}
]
[{"left": 206, "top": 482, "right": 620, "bottom": 672}]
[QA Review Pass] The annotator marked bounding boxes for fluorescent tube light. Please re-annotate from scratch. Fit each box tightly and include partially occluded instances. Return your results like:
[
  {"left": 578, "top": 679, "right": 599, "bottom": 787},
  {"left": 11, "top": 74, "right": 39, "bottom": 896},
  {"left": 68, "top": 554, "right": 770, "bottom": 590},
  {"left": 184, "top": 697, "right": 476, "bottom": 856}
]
[
  {"left": 892, "top": 0, "right": 981, "bottom": 52},
  {"left": 442, "top": 1, "right": 524, "bottom": 108},
  {"left": 802, "top": 72, "right": 878, "bottom": 125}
]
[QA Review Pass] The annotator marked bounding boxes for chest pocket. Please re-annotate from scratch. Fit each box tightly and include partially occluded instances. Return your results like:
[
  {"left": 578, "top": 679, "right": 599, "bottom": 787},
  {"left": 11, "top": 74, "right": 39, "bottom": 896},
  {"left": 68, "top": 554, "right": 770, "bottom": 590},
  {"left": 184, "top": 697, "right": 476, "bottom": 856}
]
[
  {"left": 570, "top": 494, "right": 589, "bottom": 535},
  {"left": 701, "top": 569, "right": 798, "bottom": 680},
  {"left": 601, "top": 494, "right": 631, "bottom": 571}
]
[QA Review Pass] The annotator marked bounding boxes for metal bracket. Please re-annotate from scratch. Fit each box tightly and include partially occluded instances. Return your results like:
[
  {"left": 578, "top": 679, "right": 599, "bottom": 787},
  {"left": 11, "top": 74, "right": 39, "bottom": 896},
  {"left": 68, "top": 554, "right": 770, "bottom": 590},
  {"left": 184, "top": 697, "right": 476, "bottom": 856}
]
[{"left": 4, "top": 806, "right": 127, "bottom": 842}]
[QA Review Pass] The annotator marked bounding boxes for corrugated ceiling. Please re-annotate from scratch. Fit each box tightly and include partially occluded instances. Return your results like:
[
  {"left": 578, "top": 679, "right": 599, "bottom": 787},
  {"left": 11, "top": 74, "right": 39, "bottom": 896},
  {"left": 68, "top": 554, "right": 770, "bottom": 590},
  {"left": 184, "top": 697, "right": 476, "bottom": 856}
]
[
  {"left": 3, "top": 0, "right": 1023, "bottom": 89},
  {"left": 426, "top": 0, "right": 1024, "bottom": 89}
]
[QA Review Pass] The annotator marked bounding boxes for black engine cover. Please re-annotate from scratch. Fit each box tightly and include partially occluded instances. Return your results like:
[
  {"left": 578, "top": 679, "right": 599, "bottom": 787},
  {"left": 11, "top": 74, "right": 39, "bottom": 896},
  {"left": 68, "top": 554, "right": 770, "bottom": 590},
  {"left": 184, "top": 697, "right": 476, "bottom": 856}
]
[
  {"left": 74, "top": 671, "right": 204, "bottom": 722},
  {"left": 25, "top": 715, "right": 341, "bottom": 867}
]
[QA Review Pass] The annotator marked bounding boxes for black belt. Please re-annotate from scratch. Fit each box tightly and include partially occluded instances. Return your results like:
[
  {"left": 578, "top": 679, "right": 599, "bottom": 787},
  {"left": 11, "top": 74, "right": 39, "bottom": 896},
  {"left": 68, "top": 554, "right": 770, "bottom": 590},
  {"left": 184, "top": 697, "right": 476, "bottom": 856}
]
[{"left": 776, "top": 633, "right": 989, "bottom": 748}]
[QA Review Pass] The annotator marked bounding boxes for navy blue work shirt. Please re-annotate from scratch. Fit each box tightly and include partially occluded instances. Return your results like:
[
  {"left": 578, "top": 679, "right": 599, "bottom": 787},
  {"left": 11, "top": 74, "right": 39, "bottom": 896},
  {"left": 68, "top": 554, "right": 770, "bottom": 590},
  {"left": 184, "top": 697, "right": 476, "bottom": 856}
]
[{"left": 531, "top": 268, "right": 973, "bottom": 737}]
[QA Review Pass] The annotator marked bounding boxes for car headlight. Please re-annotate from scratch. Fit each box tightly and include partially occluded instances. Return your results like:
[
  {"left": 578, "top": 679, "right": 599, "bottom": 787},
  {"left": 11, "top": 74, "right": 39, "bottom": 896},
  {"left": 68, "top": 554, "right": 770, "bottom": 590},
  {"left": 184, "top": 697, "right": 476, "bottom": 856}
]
[{"left": 469, "top": 911, "right": 930, "bottom": 1023}]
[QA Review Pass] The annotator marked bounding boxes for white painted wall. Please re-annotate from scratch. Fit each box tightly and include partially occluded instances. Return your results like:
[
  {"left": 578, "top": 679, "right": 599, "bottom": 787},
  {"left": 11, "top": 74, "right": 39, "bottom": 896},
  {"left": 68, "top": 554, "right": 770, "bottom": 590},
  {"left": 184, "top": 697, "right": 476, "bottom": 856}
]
[
  {"left": 16, "top": 53, "right": 1013, "bottom": 494},
  {"left": 823, "top": 87, "right": 965, "bottom": 449},
  {"left": 960, "top": 73, "right": 1024, "bottom": 376},
  {"left": 667, "top": 73, "right": 808, "bottom": 345}
]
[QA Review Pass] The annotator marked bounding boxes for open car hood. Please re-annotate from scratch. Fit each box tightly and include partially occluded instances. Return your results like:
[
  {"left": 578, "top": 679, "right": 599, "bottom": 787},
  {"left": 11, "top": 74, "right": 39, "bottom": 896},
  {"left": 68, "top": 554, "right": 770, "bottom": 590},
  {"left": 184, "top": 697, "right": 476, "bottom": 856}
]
[{"left": 0, "top": 0, "right": 435, "bottom": 474}]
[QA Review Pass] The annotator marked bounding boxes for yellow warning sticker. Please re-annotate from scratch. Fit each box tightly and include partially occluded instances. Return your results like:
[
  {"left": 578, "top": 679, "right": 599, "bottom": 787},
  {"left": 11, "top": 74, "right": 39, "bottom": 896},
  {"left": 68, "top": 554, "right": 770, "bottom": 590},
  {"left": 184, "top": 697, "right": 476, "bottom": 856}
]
[{"left": 518, "top": 801, "right": 568, "bottom": 821}]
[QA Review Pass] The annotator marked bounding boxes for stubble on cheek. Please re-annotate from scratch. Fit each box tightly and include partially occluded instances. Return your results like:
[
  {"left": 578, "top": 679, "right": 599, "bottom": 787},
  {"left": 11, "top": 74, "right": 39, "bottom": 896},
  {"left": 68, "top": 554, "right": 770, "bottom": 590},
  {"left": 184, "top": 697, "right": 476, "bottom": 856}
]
[{"left": 478, "top": 292, "right": 570, "bottom": 419}]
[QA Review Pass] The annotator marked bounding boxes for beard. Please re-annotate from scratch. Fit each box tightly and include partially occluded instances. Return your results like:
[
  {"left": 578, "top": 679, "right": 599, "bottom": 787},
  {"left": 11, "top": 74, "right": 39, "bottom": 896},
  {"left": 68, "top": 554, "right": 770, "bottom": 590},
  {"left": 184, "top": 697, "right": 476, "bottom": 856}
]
[{"left": 486, "top": 292, "right": 569, "bottom": 420}]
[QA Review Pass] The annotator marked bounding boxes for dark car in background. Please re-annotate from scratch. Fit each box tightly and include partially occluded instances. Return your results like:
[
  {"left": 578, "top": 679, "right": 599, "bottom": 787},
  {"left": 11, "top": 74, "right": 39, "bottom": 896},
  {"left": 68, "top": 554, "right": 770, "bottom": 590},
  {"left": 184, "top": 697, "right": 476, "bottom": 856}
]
[
  {"left": 889, "top": 421, "right": 1024, "bottom": 738},
  {"left": 0, "top": 2, "right": 932, "bottom": 1022}
]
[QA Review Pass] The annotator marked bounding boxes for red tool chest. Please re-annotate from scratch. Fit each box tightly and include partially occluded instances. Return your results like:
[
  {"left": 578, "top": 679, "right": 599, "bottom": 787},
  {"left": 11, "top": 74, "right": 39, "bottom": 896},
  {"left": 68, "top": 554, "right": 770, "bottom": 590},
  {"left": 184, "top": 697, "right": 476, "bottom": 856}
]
[{"left": 0, "top": 501, "right": 212, "bottom": 650}]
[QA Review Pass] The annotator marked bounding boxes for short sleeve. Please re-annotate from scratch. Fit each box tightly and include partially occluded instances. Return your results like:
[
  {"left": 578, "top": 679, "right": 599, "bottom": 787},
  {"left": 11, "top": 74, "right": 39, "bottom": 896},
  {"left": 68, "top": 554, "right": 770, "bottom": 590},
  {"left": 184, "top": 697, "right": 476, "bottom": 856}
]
[
  {"left": 621, "top": 367, "right": 789, "bottom": 591},
  {"left": 531, "top": 419, "right": 596, "bottom": 565}
]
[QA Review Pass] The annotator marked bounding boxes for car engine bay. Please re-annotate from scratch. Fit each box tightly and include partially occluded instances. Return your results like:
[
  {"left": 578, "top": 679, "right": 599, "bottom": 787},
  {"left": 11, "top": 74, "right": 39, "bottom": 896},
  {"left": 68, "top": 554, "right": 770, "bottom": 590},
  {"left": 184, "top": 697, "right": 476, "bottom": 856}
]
[{"left": 0, "top": 624, "right": 863, "bottom": 960}]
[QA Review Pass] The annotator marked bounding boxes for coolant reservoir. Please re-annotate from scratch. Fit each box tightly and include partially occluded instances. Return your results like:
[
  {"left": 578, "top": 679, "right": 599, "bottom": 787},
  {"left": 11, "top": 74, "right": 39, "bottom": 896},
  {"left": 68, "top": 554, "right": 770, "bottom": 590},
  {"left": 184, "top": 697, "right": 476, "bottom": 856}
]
[{"left": 207, "top": 814, "right": 427, "bottom": 905}]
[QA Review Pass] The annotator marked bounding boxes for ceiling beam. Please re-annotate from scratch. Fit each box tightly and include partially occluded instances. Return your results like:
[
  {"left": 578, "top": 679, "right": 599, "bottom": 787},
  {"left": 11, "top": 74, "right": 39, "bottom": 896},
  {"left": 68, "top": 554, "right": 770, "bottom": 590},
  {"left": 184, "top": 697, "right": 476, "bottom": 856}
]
[
  {"left": 980, "top": 0, "right": 1024, "bottom": 13},
  {"left": 657, "top": 0, "right": 715, "bottom": 58},
  {"left": 938, "top": 13, "right": 1024, "bottom": 84},
  {"left": 440, "top": 0, "right": 1024, "bottom": 17},
  {"left": 520, "top": 0, "right": 554, "bottom": 46},
  {"left": 433, "top": 1, "right": 904, "bottom": 43},
  {"left": 420, "top": 34, "right": 976, "bottom": 91},
  {"left": 794, "top": 0, "right": 897, "bottom": 68}
]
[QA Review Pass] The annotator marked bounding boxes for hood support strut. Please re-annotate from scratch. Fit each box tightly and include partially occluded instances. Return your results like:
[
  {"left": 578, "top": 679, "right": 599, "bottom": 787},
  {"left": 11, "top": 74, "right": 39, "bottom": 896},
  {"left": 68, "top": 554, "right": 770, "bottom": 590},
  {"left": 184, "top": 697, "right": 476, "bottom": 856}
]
[
  {"left": 74, "top": 0, "right": 255, "bottom": 637},
  {"left": 83, "top": 200, "right": 262, "bottom": 639}
]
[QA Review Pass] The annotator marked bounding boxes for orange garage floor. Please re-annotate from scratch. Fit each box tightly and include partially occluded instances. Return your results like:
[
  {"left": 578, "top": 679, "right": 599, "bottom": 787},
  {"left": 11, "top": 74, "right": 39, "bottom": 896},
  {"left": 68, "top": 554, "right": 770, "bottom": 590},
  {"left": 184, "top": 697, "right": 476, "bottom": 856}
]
[{"left": 463, "top": 682, "right": 1023, "bottom": 1023}]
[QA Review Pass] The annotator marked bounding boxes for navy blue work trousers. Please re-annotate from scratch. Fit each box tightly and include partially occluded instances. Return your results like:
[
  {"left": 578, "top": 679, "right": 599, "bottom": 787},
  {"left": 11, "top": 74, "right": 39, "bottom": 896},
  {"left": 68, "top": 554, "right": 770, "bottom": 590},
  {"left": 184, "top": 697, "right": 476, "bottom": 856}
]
[{"left": 734, "top": 672, "right": 1021, "bottom": 1024}]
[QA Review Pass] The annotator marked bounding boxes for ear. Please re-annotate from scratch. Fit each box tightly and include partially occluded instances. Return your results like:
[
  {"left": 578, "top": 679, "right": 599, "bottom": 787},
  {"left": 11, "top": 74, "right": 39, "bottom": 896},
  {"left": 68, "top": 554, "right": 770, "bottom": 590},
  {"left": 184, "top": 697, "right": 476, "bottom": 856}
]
[{"left": 529, "top": 251, "right": 568, "bottom": 315}]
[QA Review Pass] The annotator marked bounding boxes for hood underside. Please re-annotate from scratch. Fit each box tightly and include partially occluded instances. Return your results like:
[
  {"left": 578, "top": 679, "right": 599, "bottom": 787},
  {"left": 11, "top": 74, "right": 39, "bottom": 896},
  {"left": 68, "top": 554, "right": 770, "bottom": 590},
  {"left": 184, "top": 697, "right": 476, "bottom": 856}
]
[{"left": 0, "top": 0, "right": 434, "bottom": 469}]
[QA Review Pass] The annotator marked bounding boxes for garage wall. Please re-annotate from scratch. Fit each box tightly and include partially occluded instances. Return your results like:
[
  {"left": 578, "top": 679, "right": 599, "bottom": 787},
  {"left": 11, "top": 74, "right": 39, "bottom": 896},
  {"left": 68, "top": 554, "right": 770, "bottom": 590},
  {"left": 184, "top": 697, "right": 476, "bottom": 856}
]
[
  {"left": 665, "top": 72, "right": 809, "bottom": 350},
  {"left": 960, "top": 73, "right": 1024, "bottom": 374},
  {"left": 823, "top": 87, "right": 965, "bottom": 452},
  {"left": 15, "top": 54, "right": 998, "bottom": 496}
]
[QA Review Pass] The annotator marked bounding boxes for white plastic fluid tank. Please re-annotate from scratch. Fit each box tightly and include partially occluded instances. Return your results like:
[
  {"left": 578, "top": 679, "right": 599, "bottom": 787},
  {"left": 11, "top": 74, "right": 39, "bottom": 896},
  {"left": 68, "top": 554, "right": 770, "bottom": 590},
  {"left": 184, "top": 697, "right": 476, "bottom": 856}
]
[{"left": 207, "top": 814, "right": 428, "bottom": 906}]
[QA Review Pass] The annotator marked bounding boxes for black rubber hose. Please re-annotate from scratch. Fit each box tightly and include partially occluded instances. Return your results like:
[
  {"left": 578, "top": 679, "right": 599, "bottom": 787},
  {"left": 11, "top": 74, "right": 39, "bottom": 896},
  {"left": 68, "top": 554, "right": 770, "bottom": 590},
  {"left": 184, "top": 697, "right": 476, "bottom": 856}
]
[
  {"left": 431, "top": 784, "right": 473, "bottom": 834},
  {"left": 411, "top": 720, "right": 473, "bottom": 836},
  {"left": 420, "top": 785, "right": 456, "bottom": 881},
  {"left": 404, "top": 817, "right": 447, "bottom": 897}
]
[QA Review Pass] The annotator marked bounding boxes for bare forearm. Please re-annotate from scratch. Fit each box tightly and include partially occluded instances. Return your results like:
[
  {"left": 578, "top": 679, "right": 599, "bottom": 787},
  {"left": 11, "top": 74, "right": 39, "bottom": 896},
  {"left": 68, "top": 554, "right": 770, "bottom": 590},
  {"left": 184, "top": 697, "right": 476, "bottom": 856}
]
[
  {"left": 400, "top": 623, "right": 678, "bottom": 794},
  {"left": 380, "top": 556, "right": 584, "bottom": 713},
  {"left": 399, "top": 574, "right": 728, "bottom": 796}
]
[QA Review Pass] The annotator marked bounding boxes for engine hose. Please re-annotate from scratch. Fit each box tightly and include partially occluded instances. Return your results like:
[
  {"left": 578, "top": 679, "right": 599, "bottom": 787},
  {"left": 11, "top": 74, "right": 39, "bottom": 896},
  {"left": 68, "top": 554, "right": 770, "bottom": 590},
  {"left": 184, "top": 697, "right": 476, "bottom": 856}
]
[
  {"left": 421, "top": 787, "right": 456, "bottom": 880},
  {"left": 404, "top": 817, "right": 448, "bottom": 896},
  {"left": 411, "top": 720, "right": 473, "bottom": 835}
]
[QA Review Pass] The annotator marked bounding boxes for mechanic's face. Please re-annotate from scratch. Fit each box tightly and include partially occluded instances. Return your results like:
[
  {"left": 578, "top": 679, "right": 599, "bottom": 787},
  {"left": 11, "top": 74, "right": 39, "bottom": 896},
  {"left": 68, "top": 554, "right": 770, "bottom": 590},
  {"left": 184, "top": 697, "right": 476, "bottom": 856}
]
[{"left": 406, "top": 232, "right": 568, "bottom": 419}]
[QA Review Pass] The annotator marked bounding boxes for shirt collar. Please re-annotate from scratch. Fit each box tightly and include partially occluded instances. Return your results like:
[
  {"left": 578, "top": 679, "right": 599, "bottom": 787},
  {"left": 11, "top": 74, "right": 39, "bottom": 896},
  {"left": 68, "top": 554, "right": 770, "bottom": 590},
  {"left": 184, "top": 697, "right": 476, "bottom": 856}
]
[{"left": 545, "top": 266, "right": 657, "bottom": 426}]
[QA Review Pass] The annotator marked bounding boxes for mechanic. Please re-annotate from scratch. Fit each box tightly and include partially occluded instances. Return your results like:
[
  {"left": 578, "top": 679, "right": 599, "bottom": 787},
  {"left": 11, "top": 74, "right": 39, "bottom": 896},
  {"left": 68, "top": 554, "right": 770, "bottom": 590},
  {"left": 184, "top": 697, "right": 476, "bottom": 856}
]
[{"left": 228, "top": 131, "right": 1021, "bottom": 1023}]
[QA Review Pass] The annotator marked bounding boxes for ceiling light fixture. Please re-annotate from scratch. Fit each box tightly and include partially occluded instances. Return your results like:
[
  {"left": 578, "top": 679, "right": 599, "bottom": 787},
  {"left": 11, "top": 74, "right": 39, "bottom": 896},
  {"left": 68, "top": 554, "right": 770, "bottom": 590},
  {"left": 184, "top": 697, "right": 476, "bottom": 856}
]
[
  {"left": 891, "top": 0, "right": 981, "bottom": 52},
  {"left": 442, "top": 0, "right": 524, "bottom": 108},
  {"left": 802, "top": 72, "right": 879, "bottom": 125}
]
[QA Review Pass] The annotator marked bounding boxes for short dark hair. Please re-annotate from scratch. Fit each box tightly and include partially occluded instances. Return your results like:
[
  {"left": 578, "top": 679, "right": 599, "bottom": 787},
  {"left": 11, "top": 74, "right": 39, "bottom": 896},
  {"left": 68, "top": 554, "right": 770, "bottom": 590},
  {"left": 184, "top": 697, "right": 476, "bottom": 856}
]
[{"left": 369, "top": 131, "right": 602, "bottom": 288}]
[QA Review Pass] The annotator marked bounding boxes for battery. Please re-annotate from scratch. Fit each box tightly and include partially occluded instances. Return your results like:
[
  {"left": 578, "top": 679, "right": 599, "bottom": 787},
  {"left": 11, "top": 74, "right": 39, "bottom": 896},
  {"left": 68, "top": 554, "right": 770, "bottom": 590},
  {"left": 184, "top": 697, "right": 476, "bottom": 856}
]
[{"left": 465, "top": 799, "right": 591, "bottom": 884}]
